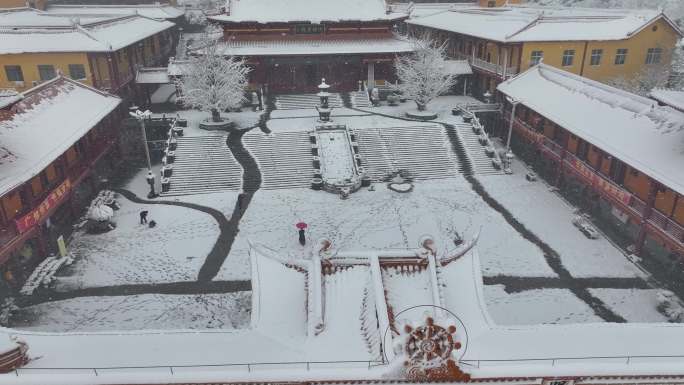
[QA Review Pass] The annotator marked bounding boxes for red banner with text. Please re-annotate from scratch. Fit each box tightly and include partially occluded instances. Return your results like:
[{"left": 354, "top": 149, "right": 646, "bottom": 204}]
[
  {"left": 15, "top": 179, "right": 72, "bottom": 234},
  {"left": 566, "top": 158, "right": 631, "bottom": 205}
]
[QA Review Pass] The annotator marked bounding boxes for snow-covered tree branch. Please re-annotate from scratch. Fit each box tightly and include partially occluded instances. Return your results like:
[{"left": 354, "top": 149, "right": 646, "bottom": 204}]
[
  {"left": 607, "top": 62, "right": 670, "bottom": 96},
  {"left": 175, "top": 26, "right": 250, "bottom": 122},
  {"left": 391, "top": 34, "right": 457, "bottom": 112}
]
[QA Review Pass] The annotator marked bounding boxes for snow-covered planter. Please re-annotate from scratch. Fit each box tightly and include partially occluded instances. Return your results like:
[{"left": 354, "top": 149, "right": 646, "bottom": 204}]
[
  {"left": 312, "top": 156, "right": 321, "bottom": 169},
  {"left": 656, "top": 290, "right": 684, "bottom": 322},
  {"left": 313, "top": 169, "right": 322, "bottom": 178},
  {"left": 387, "top": 93, "right": 400, "bottom": 106},
  {"left": 314, "top": 125, "right": 364, "bottom": 195},
  {"left": 162, "top": 165, "right": 173, "bottom": 178},
  {"left": 161, "top": 177, "right": 171, "bottom": 192},
  {"left": 354, "top": 153, "right": 363, "bottom": 166},
  {"left": 172, "top": 125, "right": 184, "bottom": 137},
  {"left": 309, "top": 132, "right": 317, "bottom": 144},
  {"left": 572, "top": 215, "right": 600, "bottom": 239},
  {"left": 484, "top": 146, "right": 496, "bottom": 158},
  {"left": 199, "top": 117, "right": 233, "bottom": 131},
  {"left": 175, "top": 118, "right": 188, "bottom": 128},
  {"left": 351, "top": 141, "right": 359, "bottom": 153},
  {"left": 492, "top": 157, "right": 502, "bottom": 170},
  {"left": 311, "top": 178, "right": 323, "bottom": 190},
  {"left": 387, "top": 174, "right": 414, "bottom": 193},
  {"left": 406, "top": 110, "right": 438, "bottom": 121},
  {"left": 472, "top": 125, "right": 482, "bottom": 135},
  {"left": 463, "top": 114, "right": 473, "bottom": 123},
  {"left": 311, "top": 143, "right": 319, "bottom": 155},
  {"left": 361, "top": 174, "right": 372, "bottom": 187},
  {"left": 166, "top": 150, "right": 176, "bottom": 163},
  {"left": 167, "top": 137, "right": 177, "bottom": 151},
  {"left": 478, "top": 134, "right": 489, "bottom": 146}
]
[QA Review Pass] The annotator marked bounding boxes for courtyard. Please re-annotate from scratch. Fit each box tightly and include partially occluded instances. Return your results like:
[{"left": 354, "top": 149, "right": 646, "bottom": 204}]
[{"left": 2, "top": 95, "right": 674, "bottom": 334}]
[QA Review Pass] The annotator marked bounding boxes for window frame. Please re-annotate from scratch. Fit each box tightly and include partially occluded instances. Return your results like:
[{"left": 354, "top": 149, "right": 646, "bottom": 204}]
[
  {"left": 4, "top": 65, "right": 24, "bottom": 82},
  {"left": 614, "top": 48, "right": 628, "bottom": 65},
  {"left": 530, "top": 50, "right": 544, "bottom": 66},
  {"left": 645, "top": 47, "right": 663, "bottom": 65},
  {"left": 68, "top": 64, "right": 87, "bottom": 80},
  {"left": 37, "top": 64, "right": 56, "bottom": 81},
  {"left": 562, "top": 49, "right": 575, "bottom": 67},
  {"left": 590, "top": 49, "right": 603, "bottom": 66}
]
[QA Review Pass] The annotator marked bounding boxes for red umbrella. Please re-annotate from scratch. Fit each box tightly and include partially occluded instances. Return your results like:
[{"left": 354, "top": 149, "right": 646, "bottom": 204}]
[{"left": 296, "top": 222, "right": 308, "bottom": 230}]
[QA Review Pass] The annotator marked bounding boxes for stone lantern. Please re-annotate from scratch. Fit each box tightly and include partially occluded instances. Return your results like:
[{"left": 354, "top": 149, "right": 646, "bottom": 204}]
[{"left": 316, "top": 78, "right": 332, "bottom": 122}]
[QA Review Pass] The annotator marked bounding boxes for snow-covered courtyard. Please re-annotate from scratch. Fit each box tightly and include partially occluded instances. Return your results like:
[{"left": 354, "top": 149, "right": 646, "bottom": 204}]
[{"left": 4, "top": 98, "right": 674, "bottom": 332}]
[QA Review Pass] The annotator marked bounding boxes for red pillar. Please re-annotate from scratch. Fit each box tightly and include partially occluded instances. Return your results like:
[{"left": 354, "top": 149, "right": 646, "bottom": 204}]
[{"left": 635, "top": 181, "right": 660, "bottom": 257}]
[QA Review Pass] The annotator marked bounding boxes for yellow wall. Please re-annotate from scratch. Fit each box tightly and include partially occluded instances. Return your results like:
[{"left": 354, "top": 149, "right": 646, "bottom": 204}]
[
  {"left": 674, "top": 198, "right": 684, "bottom": 226},
  {"left": 0, "top": 0, "right": 27, "bottom": 9},
  {"left": 624, "top": 168, "right": 651, "bottom": 202},
  {"left": 478, "top": 0, "right": 522, "bottom": 6},
  {"left": 518, "top": 18, "right": 680, "bottom": 83},
  {"left": 0, "top": 52, "right": 92, "bottom": 91}
]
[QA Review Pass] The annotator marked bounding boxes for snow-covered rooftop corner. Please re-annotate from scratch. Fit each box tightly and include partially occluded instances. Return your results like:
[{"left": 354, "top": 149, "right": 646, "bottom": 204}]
[
  {"left": 650, "top": 88, "right": 684, "bottom": 112},
  {"left": 209, "top": 0, "right": 407, "bottom": 24},
  {"left": 0, "top": 76, "right": 121, "bottom": 197},
  {"left": 0, "top": 13, "right": 175, "bottom": 54},
  {"left": 407, "top": 5, "right": 682, "bottom": 43},
  {"left": 497, "top": 63, "right": 684, "bottom": 196}
]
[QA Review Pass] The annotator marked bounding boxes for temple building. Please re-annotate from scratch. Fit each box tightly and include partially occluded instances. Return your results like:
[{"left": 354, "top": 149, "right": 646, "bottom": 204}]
[
  {"left": 208, "top": 0, "right": 413, "bottom": 93},
  {"left": 406, "top": 3, "right": 682, "bottom": 98},
  {"left": 498, "top": 63, "right": 684, "bottom": 264},
  {"left": 0, "top": 77, "right": 122, "bottom": 288}
]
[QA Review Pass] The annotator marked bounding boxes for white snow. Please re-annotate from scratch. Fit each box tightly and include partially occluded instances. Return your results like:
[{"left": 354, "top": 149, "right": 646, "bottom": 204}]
[
  {"left": 214, "top": 37, "right": 414, "bottom": 57},
  {"left": 589, "top": 288, "right": 671, "bottom": 322},
  {"left": 210, "top": 0, "right": 404, "bottom": 24},
  {"left": 483, "top": 285, "right": 603, "bottom": 325},
  {"left": 479, "top": 157, "right": 643, "bottom": 278},
  {"left": 317, "top": 130, "right": 355, "bottom": 183},
  {"left": 56, "top": 194, "right": 219, "bottom": 289},
  {"left": 382, "top": 266, "right": 434, "bottom": 323},
  {"left": 0, "top": 15, "right": 174, "bottom": 54},
  {"left": 45, "top": 4, "right": 185, "bottom": 20},
  {"left": 650, "top": 88, "right": 684, "bottom": 112},
  {"left": 11, "top": 292, "right": 251, "bottom": 332},
  {"left": 407, "top": 6, "right": 668, "bottom": 43},
  {"left": 498, "top": 63, "right": 684, "bottom": 196},
  {"left": 0, "top": 77, "right": 121, "bottom": 197}
]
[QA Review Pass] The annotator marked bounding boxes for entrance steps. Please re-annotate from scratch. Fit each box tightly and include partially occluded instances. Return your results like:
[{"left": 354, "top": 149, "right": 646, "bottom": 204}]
[
  {"left": 243, "top": 131, "right": 314, "bottom": 189},
  {"left": 350, "top": 91, "right": 372, "bottom": 108},
  {"left": 452, "top": 123, "right": 504, "bottom": 176},
  {"left": 275, "top": 93, "right": 343, "bottom": 110},
  {"left": 356, "top": 125, "right": 461, "bottom": 181},
  {"left": 161, "top": 135, "right": 242, "bottom": 196}
]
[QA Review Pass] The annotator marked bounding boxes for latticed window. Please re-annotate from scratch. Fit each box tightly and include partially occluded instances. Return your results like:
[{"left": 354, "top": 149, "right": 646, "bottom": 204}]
[
  {"left": 37, "top": 65, "right": 56, "bottom": 81},
  {"left": 4, "top": 65, "right": 23, "bottom": 82},
  {"left": 562, "top": 49, "right": 575, "bottom": 67},
  {"left": 590, "top": 49, "right": 602, "bottom": 66},
  {"left": 614, "top": 48, "right": 628, "bottom": 65},
  {"left": 530, "top": 50, "right": 543, "bottom": 66},
  {"left": 68, "top": 64, "right": 86, "bottom": 80},
  {"left": 645, "top": 47, "right": 663, "bottom": 64}
]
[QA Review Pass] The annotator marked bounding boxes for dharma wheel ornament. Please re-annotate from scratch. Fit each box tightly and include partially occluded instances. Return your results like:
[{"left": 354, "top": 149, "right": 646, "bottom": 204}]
[{"left": 402, "top": 316, "right": 470, "bottom": 382}]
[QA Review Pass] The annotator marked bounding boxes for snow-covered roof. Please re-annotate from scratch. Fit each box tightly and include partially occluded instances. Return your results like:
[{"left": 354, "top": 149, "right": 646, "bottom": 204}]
[
  {"left": 407, "top": 6, "right": 682, "bottom": 43},
  {"left": 0, "top": 89, "right": 22, "bottom": 109},
  {"left": 497, "top": 64, "right": 684, "bottom": 196},
  {"left": 214, "top": 37, "right": 414, "bottom": 57},
  {"left": 209, "top": 0, "right": 406, "bottom": 24},
  {"left": 136, "top": 67, "right": 171, "bottom": 84},
  {"left": 45, "top": 4, "right": 185, "bottom": 20},
  {"left": 650, "top": 89, "right": 684, "bottom": 112},
  {"left": 0, "top": 11, "right": 175, "bottom": 54},
  {"left": 0, "top": 77, "right": 121, "bottom": 197},
  {"left": 0, "top": 8, "right": 113, "bottom": 27},
  {"left": 444, "top": 60, "right": 472, "bottom": 75}
]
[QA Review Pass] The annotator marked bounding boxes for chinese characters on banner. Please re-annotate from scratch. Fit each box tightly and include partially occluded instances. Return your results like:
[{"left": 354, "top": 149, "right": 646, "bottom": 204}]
[
  {"left": 566, "top": 158, "right": 632, "bottom": 205},
  {"left": 15, "top": 179, "right": 72, "bottom": 234}
]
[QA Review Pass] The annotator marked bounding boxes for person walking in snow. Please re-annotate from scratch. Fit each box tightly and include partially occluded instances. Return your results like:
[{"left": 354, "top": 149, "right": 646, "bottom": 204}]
[
  {"left": 140, "top": 210, "right": 149, "bottom": 225},
  {"left": 298, "top": 228, "right": 306, "bottom": 246}
]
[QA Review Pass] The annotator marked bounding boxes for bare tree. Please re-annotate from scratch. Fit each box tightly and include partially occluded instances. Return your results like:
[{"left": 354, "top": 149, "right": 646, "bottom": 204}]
[
  {"left": 175, "top": 26, "right": 250, "bottom": 122},
  {"left": 391, "top": 35, "right": 457, "bottom": 112}
]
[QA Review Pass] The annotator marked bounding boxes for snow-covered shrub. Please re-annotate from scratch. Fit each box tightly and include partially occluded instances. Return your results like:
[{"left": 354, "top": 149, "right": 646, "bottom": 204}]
[{"left": 656, "top": 290, "right": 684, "bottom": 322}]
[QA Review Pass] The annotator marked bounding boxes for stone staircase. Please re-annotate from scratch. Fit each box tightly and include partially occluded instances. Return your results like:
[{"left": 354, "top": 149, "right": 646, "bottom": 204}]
[
  {"left": 452, "top": 123, "right": 504, "bottom": 176},
  {"left": 242, "top": 131, "right": 314, "bottom": 189},
  {"left": 350, "top": 91, "right": 372, "bottom": 108},
  {"left": 274, "top": 93, "right": 343, "bottom": 110},
  {"left": 162, "top": 135, "right": 242, "bottom": 196},
  {"left": 356, "top": 125, "right": 460, "bottom": 181}
]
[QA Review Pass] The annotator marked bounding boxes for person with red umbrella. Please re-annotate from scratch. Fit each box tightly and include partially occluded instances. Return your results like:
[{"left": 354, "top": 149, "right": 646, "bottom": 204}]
[{"left": 296, "top": 222, "right": 308, "bottom": 246}]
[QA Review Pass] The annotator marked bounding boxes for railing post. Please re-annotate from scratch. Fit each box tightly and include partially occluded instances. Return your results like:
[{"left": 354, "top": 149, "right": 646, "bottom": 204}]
[
  {"left": 247, "top": 363, "right": 251, "bottom": 373},
  {"left": 170, "top": 366, "right": 174, "bottom": 375},
  {"left": 93, "top": 368, "right": 98, "bottom": 376}
]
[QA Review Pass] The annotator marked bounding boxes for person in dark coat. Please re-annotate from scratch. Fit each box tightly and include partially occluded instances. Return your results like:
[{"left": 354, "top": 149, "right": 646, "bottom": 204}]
[
  {"left": 298, "top": 228, "right": 306, "bottom": 246},
  {"left": 140, "top": 210, "right": 149, "bottom": 224}
]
